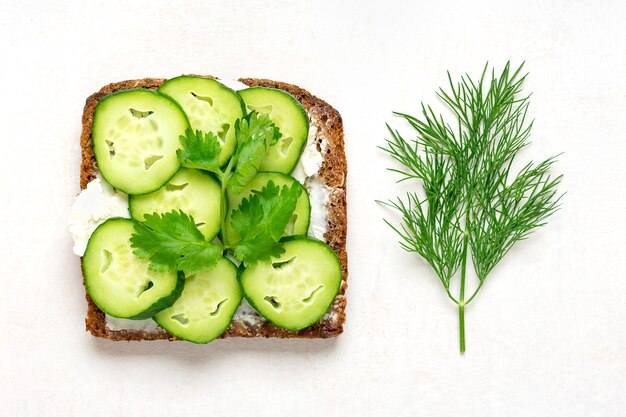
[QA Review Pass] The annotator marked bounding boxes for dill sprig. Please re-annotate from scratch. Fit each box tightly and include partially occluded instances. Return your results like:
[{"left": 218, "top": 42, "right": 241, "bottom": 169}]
[{"left": 380, "top": 62, "right": 563, "bottom": 352}]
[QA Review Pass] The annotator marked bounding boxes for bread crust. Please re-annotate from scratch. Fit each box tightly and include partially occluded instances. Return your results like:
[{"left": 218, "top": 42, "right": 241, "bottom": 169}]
[{"left": 80, "top": 76, "right": 347, "bottom": 340}]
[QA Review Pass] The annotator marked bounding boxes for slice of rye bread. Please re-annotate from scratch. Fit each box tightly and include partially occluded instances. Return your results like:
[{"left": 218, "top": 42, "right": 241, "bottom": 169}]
[{"left": 80, "top": 76, "right": 347, "bottom": 340}]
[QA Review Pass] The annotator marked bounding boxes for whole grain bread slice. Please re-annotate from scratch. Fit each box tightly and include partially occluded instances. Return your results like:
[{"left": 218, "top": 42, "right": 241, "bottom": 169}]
[{"left": 80, "top": 76, "right": 347, "bottom": 340}]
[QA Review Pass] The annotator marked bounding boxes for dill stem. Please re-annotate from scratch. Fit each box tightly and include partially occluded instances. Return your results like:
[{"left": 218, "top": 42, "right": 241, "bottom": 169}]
[
  {"left": 459, "top": 303, "right": 465, "bottom": 353},
  {"left": 459, "top": 229, "right": 469, "bottom": 354}
]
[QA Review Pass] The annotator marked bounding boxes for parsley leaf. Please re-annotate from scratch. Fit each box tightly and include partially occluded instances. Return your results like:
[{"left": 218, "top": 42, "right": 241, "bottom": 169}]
[
  {"left": 177, "top": 243, "right": 223, "bottom": 276},
  {"left": 130, "top": 210, "right": 222, "bottom": 275},
  {"left": 176, "top": 128, "right": 222, "bottom": 175},
  {"left": 231, "top": 181, "right": 302, "bottom": 266},
  {"left": 227, "top": 112, "right": 281, "bottom": 194}
]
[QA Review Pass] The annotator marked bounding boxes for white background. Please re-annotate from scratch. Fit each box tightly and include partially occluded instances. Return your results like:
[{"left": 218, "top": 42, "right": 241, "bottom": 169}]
[{"left": 1, "top": 0, "right": 625, "bottom": 415}]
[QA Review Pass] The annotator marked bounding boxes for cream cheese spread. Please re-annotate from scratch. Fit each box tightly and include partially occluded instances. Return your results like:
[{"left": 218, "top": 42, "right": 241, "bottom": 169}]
[
  {"left": 291, "top": 126, "right": 323, "bottom": 182},
  {"left": 292, "top": 125, "right": 331, "bottom": 240},
  {"left": 105, "top": 315, "right": 160, "bottom": 332},
  {"left": 216, "top": 78, "right": 249, "bottom": 92},
  {"left": 68, "top": 176, "right": 129, "bottom": 256},
  {"left": 305, "top": 176, "right": 331, "bottom": 240}
]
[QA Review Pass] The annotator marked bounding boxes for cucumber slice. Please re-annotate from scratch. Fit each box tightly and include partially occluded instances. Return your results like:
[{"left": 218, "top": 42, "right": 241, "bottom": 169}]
[
  {"left": 92, "top": 89, "right": 189, "bottom": 195},
  {"left": 238, "top": 87, "right": 309, "bottom": 174},
  {"left": 240, "top": 238, "right": 341, "bottom": 331},
  {"left": 224, "top": 172, "right": 310, "bottom": 245},
  {"left": 158, "top": 76, "right": 245, "bottom": 166},
  {"left": 82, "top": 218, "right": 184, "bottom": 319},
  {"left": 129, "top": 168, "right": 222, "bottom": 240},
  {"left": 154, "top": 258, "right": 242, "bottom": 343}
]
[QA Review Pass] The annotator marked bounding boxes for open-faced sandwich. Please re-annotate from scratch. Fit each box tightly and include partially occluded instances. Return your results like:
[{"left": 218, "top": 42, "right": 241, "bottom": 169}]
[{"left": 69, "top": 76, "right": 347, "bottom": 343}]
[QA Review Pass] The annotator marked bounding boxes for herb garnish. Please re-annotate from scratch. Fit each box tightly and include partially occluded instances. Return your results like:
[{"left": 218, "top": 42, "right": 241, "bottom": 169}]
[
  {"left": 231, "top": 181, "right": 302, "bottom": 266},
  {"left": 228, "top": 112, "right": 281, "bottom": 195},
  {"left": 130, "top": 210, "right": 223, "bottom": 275},
  {"left": 380, "top": 62, "right": 563, "bottom": 352}
]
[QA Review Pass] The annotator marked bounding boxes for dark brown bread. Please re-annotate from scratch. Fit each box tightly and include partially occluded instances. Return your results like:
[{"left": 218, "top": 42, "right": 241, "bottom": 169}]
[{"left": 80, "top": 76, "right": 347, "bottom": 340}]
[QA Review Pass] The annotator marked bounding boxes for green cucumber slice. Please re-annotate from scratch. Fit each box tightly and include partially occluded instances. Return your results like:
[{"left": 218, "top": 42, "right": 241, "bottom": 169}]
[
  {"left": 224, "top": 172, "right": 310, "bottom": 246},
  {"left": 240, "top": 238, "right": 341, "bottom": 331},
  {"left": 92, "top": 89, "right": 189, "bottom": 195},
  {"left": 129, "top": 168, "right": 222, "bottom": 240},
  {"left": 158, "top": 76, "right": 245, "bottom": 166},
  {"left": 238, "top": 87, "right": 309, "bottom": 174},
  {"left": 82, "top": 218, "right": 184, "bottom": 319},
  {"left": 154, "top": 258, "right": 242, "bottom": 343}
]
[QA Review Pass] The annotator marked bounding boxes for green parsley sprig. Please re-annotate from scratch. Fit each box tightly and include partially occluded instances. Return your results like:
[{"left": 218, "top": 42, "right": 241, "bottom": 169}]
[
  {"left": 130, "top": 210, "right": 222, "bottom": 275},
  {"left": 231, "top": 181, "right": 302, "bottom": 266},
  {"left": 380, "top": 62, "right": 563, "bottom": 352},
  {"left": 228, "top": 112, "right": 281, "bottom": 194},
  {"left": 131, "top": 111, "right": 298, "bottom": 274}
]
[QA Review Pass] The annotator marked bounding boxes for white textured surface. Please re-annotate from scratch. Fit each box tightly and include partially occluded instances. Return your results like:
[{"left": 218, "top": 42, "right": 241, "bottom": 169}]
[{"left": 1, "top": 1, "right": 625, "bottom": 416}]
